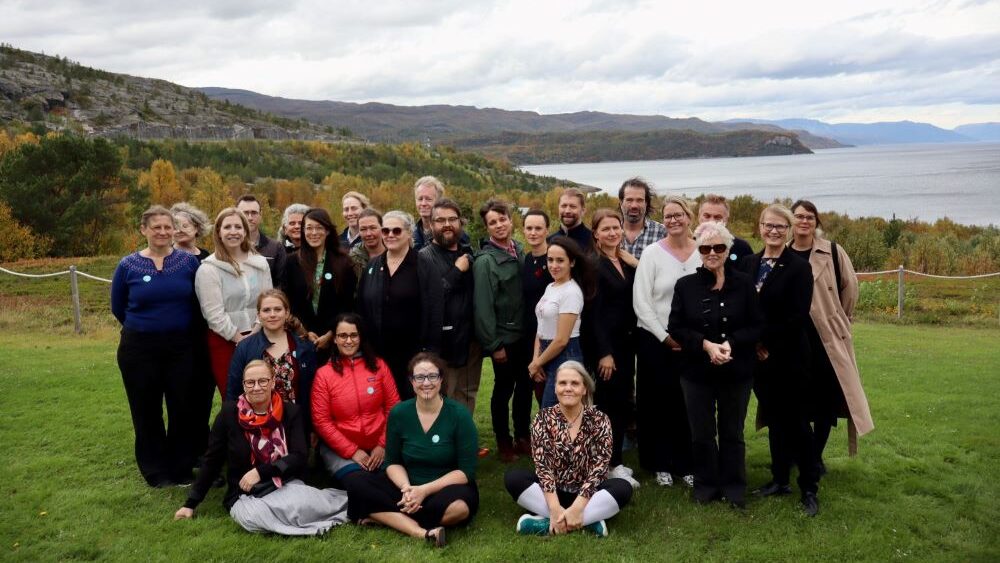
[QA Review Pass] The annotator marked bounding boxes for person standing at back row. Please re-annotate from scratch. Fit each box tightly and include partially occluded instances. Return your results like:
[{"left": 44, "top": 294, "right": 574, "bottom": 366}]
[
  {"left": 549, "top": 188, "right": 593, "bottom": 252},
  {"left": 697, "top": 194, "right": 753, "bottom": 265},
  {"left": 411, "top": 176, "right": 472, "bottom": 250},
  {"left": 619, "top": 177, "right": 666, "bottom": 259},
  {"left": 236, "top": 194, "right": 286, "bottom": 287}
]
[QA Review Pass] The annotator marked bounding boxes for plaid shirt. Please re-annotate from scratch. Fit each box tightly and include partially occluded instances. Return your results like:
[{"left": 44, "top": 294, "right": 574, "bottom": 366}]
[{"left": 622, "top": 218, "right": 666, "bottom": 259}]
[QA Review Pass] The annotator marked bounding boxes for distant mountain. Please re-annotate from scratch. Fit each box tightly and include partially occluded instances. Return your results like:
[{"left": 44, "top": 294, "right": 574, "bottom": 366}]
[
  {"left": 198, "top": 87, "right": 840, "bottom": 149},
  {"left": 728, "top": 118, "right": 974, "bottom": 146},
  {"left": 953, "top": 123, "right": 1000, "bottom": 142},
  {"left": 0, "top": 46, "right": 341, "bottom": 141}
]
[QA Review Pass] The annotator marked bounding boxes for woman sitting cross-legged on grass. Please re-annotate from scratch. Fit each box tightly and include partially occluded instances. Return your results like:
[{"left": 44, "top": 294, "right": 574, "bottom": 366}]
[
  {"left": 505, "top": 361, "right": 634, "bottom": 537},
  {"left": 174, "top": 360, "right": 348, "bottom": 535},
  {"left": 312, "top": 313, "right": 400, "bottom": 486},
  {"left": 343, "top": 352, "right": 479, "bottom": 548}
]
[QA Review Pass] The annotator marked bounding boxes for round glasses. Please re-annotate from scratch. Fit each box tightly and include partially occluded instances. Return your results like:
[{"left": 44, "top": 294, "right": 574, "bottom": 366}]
[{"left": 243, "top": 377, "right": 272, "bottom": 389}]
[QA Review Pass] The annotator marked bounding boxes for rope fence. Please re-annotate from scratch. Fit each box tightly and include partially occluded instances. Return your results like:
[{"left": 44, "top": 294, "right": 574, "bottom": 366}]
[{"left": 1, "top": 264, "right": 998, "bottom": 332}]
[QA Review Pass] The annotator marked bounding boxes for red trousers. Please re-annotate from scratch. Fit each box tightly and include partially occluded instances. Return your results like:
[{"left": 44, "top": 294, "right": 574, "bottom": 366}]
[{"left": 206, "top": 330, "right": 236, "bottom": 398}]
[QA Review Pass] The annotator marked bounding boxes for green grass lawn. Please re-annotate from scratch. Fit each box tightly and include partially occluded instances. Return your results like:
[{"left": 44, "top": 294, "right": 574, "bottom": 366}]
[{"left": 1, "top": 323, "right": 998, "bottom": 562}]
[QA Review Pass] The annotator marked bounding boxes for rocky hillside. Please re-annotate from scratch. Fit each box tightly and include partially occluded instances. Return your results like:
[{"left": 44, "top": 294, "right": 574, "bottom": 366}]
[{"left": 0, "top": 45, "right": 342, "bottom": 141}]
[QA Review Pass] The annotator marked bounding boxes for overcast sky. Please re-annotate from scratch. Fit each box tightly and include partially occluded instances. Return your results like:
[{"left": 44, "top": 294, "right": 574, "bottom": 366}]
[{"left": 2, "top": 0, "right": 998, "bottom": 128}]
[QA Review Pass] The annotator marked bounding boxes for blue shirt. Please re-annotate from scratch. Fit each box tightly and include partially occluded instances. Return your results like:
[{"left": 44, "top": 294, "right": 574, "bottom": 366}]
[{"left": 111, "top": 250, "right": 200, "bottom": 333}]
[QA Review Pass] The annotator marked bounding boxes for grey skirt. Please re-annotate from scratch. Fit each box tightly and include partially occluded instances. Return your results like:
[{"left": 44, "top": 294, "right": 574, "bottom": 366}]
[{"left": 229, "top": 479, "right": 349, "bottom": 536}]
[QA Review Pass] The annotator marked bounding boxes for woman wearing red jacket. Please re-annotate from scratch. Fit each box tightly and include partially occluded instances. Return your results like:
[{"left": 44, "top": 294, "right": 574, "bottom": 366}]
[{"left": 312, "top": 312, "right": 400, "bottom": 485}]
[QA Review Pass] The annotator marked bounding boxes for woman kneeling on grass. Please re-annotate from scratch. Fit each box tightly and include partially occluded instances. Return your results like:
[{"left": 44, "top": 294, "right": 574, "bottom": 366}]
[
  {"left": 174, "top": 361, "right": 348, "bottom": 535},
  {"left": 344, "top": 352, "right": 479, "bottom": 548},
  {"left": 504, "top": 361, "right": 633, "bottom": 537}
]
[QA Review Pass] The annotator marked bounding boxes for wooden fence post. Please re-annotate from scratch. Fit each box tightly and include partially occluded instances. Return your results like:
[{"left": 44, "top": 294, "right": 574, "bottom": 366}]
[
  {"left": 897, "top": 265, "right": 905, "bottom": 320},
  {"left": 69, "top": 265, "right": 82, "bottom": 334}
]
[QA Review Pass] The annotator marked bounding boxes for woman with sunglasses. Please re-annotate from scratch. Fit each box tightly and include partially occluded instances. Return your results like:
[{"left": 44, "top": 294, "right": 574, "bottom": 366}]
[
  {"left": 357, "top": 210, "right": 429, "bottom": 399},
  {"left": 789, "top": 200, "right": 873, "bottom": 473},
  {"left": 281, "top": 208, "right": 357, "bottom": 365},
  {"left": 175, "top": 360, "right": 349, "bottom": 535},
  {"left": 632, "top": 195, "right": 699, "bottom": 488},
  {"left": 225, "top": 289, "right": 319, "bottom": 442},
  {"left": 344, "top": 353, "right": 479, "bottom": 548},
  {"left": 740, "top": 205, "right": 821, "bottom": 515},
  {"left": 668, "top": 222, "right": 762, "bottom": 509},
  {"left": 312, "top": 313, "right": 400, "bottom": 486}
]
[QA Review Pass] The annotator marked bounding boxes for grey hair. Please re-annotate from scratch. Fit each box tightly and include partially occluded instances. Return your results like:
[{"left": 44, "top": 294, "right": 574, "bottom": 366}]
[
  {"left": 556, "top": 360, "right": 596, "bottom": 407},
  {"left": 169, "top": 201, "right": 212, "bottom": 238},
  {"left": 413, "top": 176, "right": 445, "bottom": 198},
  {"left": 279, "top": 203, "right": 311, "bottom": 243},
  {"left": 694, "top": 221, "right": 735, "bottom": 248},
  {"left": 383, "top": 210, "right": 415, "bottom": 233}
]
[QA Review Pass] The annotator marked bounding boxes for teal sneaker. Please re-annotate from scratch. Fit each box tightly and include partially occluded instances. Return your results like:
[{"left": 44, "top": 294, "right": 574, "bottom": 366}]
[
  {"left": 584, "top": 519, "right": 608, "bottom": 537},
  {"left": 516, "top": 514, "right": 550, "bottom": 535}
]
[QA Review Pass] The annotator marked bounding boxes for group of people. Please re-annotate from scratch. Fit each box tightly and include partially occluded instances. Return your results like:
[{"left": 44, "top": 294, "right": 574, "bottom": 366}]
[{"left": 110, "top": 175, "right": 873, "bottom": 544}]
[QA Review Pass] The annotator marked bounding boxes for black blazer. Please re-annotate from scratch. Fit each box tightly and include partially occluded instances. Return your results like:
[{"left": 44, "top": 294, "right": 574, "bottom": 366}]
[
  {"left": 739, "top": 248, "right": 813, "bottom": 382},
  {"left": 185, "top": 399, "right": 307, "bottom": 511},
  {"left": 356, "top": 249, "right": 431, "bottom": 356},
  {"left": 418, "top": 242, "right": 474, "bottom": 367},
  {"left": 668, "top": 267, "right": 763, "bottom": 382},
  {"left": 583, "top": 256, "right": 636, "bottom": 365},
  {"left": 281, "top": 250, "right": 357, "bottom": 336}
]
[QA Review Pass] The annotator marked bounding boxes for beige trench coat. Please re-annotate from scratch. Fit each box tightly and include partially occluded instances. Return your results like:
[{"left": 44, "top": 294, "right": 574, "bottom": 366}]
[{"left": 805, "top": 237, "right": 874, "bottom": 455}]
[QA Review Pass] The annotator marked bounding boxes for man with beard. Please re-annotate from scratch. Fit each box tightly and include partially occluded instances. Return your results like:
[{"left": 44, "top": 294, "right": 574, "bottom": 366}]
[
  {"left": 474, "top": 199, "right": 531, "bottom": 462},
  {"left": 349, "top": 208, "right": 386, "bottom": 282},
  {"left": 236, "top": 194, "right": 286, "bottom": 287},
  {"left": 697, "top": 194, "right": 753, "bottom": 265},
  {"left": 619, "top": 177, "right": 666, "bottom": 259},
  {"left": 548, "top": 187, "right": 593, "bottom": 251},
  {"left": 418, "top": 199, "right": 482, "bottom": 415}
]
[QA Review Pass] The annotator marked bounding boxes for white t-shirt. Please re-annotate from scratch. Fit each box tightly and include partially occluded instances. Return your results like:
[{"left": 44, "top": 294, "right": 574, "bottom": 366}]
[{"left": 535, "top": 279, "right": 584, "bottom": 340}]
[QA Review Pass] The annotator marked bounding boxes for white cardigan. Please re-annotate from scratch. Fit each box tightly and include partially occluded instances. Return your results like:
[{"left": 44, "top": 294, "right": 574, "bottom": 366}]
[
  {"left": 195, "top": 254, "right": 272, "bottom": 341},
  {"left": 632, "top": 241, "right": 701, "bottom": 342}
]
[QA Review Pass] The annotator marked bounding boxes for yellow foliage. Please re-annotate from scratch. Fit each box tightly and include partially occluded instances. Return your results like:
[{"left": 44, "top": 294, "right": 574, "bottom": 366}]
[
  {"left": 0, "top": 201, "right": 51, "bottom": 261},
  {"left": 138, "top": 159, "right": 184, "bottom": 206}
]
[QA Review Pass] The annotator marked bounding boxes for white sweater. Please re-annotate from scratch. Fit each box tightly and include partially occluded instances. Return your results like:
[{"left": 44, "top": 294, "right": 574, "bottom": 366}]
[
  {"left": 195, "top": 254, "right": 272, "bottom": 341},
  {"left": 632, "top": 241, "right": 701, "bottom": 342}
]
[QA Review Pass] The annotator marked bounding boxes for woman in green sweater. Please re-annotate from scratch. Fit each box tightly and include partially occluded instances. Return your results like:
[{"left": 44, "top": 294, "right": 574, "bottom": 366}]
[{"left": 344, "top": 352, "right": 479, "bottom": 547}]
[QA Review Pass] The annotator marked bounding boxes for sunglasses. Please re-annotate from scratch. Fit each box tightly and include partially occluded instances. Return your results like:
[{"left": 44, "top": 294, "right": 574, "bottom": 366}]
[
  {"left": 381, "top": 227, "right": 405, "bottom": 236},
  {"left": 698, "top": 244, "right": 728, "bottom": 255}
]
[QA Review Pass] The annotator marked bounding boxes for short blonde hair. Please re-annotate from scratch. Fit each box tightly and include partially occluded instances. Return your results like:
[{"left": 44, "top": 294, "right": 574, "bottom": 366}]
[
  {"left": 342, "top": 191, "right": 370, "bottom": 208},
  {"left": 759, "top": 204, "right": 794, "bottom": 242},
  {"left": 413, "top": 176, "right": 444, "bottom": 198}
]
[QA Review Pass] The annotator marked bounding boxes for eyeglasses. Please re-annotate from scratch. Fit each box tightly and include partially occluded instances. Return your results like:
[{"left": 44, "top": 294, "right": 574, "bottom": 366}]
[
  {"left": 381, "top": 227, "right": 405, "bottom": 236},
  {"left": 335, "top": 332, "right": 360, "bottom": 341},
  {"left": 698, "top": 244, "right": 728, "bottom": 255},
  {"left": 243, "top": 377, "right": 272, "bottom": 389},
  {"left": 409, "top": 373, "right": 442, "bottom": 383},
  {"left": 793, "top": 214, "right": 817, "bottom": 223},
  {"left": 433, "top": 217, "right": 461, "bottom": 225},
  {"left": 663, "top": 212, "right": 687, "bottom": 223},
  {"left": 760, "top": 222, "right": 789, "bottom": 233}
]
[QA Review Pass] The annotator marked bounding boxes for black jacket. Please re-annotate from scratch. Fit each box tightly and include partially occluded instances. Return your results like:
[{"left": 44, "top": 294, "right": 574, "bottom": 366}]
[
  {"left": 185, "top": 399, "right": 307, "bottom": 511},
  {"left": 281, "top": 250, "right": 357, "bottom": 336},
  {"left": 739, "top": 248, "right": 813, "bottom": 386},
  {"left": 668, "top": 267, "right": 763, "bottom": 382},
  {"left": 256, "top": 231, "right": 287, "bottom": 288},
  {"left": 418, "top": 242, "right": 475, "bottom": 366},
  {"left": 583, "top": 256, "right": 636, "bottom": 365},
  {"left": 356, "top": 250, "right": 433, "bottom": 355}
]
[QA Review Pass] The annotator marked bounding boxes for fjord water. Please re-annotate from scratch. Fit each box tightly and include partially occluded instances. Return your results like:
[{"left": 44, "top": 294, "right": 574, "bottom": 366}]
[{"left": 521, "top": 143, "right": 1000, "bottom": 226}]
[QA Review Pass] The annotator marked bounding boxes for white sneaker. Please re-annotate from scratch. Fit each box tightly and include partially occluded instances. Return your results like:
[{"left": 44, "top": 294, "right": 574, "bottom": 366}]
[
  {"left": 682, "top": 474, "right": 695, "bottom": 488},
  {"left": 655, "top": 472, "right": 674, "bottom": 486},
  {"left": 608, "top": 464, "right": 634, "bottom": 479},
  {"left": 624, "top": 474, "right": 640, "bottom": 489}
]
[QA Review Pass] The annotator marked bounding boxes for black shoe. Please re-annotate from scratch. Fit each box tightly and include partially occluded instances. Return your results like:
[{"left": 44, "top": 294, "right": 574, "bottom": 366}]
[
  {"left": 801, "top": 492, "right": 819, "bottom": 517},
  {"left": 754, "top": 481, "right": 792, "bottom": 497}
]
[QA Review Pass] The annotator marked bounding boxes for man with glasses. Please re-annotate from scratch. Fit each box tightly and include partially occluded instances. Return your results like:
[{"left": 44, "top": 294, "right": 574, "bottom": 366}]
[
  {"left": 697, "top": 195, "right": 753, "bottom": 265},
  {"left": 236, "top": 194, "right": 287, "bottom": 286},
  {"left": 418, "top": 199, "right": 483, "bottom": 415},
  {"left": 619, "top": 177, "right": 666, "bottom": 259}
]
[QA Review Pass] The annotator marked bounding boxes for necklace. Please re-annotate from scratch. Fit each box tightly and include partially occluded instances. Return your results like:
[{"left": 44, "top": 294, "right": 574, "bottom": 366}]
[{"left": 560, "top": 405, "right": 583, "bottom": 427}]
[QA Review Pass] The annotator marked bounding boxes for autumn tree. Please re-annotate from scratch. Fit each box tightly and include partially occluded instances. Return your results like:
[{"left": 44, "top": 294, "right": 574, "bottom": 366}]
[
  {"left": 0, "top": 200, "right": 51, "bottom": 261},
  {"left": 183, "top": 167, "right": 229, "bottom": 220},
  {"left": 137, "top": 159, "right": 183, "bottom": 205}
]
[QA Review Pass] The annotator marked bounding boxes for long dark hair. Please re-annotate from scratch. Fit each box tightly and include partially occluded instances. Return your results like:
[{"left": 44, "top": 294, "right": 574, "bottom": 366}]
[
  {"left": 329, "top": 312, "right": 379, "bottom": 372},
  {"left": 297, "top": 208, "right": 343, "bottom": 297},
  {"left": 548, "top": 236, "right": 596, "bottom": 301}
]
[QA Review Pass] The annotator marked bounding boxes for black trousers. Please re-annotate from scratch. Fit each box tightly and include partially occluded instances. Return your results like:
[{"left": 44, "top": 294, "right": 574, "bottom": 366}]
[
  {"left": 189, "top": 324, "right": 215, "bottom": 464},
  {"left": 755, "top": 365, "right": 820, "bottom": 494},
  {"left": 503, "top": 468, "right": 634, "bottom": 509},
  {"left": 117, "top": 328, "right": 198, "bottom": 485},
  {"left": 635, "top": 328, "right": 693, "bottom": 475},
  {"left": 680, "top": 376, "right": 752, "bottom": 503},
  {"left": 344, "top": 471, "right": 479, "bottom": 529},
  {"left": 490, "top": 338, "right": 533, "bottom": 446},
  {"left": 593, "top": 337, "right": 635, "bottom": 467}
]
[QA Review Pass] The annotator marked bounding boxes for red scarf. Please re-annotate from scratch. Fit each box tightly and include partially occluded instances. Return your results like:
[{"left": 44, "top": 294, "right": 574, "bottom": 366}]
[{"left": 237, "top": 393, "right": 288, "bottom": 488}]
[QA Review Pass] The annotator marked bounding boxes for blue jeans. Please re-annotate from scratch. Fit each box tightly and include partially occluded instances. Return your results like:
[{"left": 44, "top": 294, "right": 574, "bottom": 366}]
[{"left": 540, "top": 337, "right": 583, "bottom": 408}]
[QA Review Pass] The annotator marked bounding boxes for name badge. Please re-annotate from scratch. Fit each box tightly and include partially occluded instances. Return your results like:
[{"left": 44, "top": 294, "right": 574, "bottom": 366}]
[
  {"left": 431, "top": 435, "right": 440, "bottom": 444},
  {"left": 366, "top": 386, "right": 375, "bottom": 395},
  {"left": 142, "top": 275, "right": 152, "bottom": 282},
  {"left": 324, "top": 272, "right": 332, "bottom": 280}
]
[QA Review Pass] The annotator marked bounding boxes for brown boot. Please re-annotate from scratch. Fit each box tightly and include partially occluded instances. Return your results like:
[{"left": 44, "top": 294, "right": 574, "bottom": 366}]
[
  {"left": 498, "top": 442, "right": 519, "bottom": 463},
  {"left": 514, "top": 437, "right": 532, "bottom": 456}
]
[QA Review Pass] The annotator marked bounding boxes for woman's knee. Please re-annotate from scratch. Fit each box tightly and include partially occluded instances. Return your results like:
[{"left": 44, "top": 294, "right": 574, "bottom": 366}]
[
  {"left": 441, "top": 500, "right": 470, "bottom": 525},
  {"left": 504, "top": 468, "right": 536, "bottom": 498},
  {"left": 600, "top": 478, "right": 634, "bottom": 507}
]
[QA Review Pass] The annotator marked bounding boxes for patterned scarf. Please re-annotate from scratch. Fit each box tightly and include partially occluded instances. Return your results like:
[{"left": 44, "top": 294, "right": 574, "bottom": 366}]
[{"left": 237, "top": 393, "right": 288, "bottom": 488}]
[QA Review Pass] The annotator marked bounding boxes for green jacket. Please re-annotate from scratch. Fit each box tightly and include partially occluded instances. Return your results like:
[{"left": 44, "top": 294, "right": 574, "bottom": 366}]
[{"left": 473, "top": 242, "right": 525, "bottom": 353}]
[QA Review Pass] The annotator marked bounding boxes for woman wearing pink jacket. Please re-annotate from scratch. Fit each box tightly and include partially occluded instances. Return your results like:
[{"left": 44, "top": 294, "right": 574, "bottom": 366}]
[{"left": 312, "top": 312, "right": 400, "bottom": 485}]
